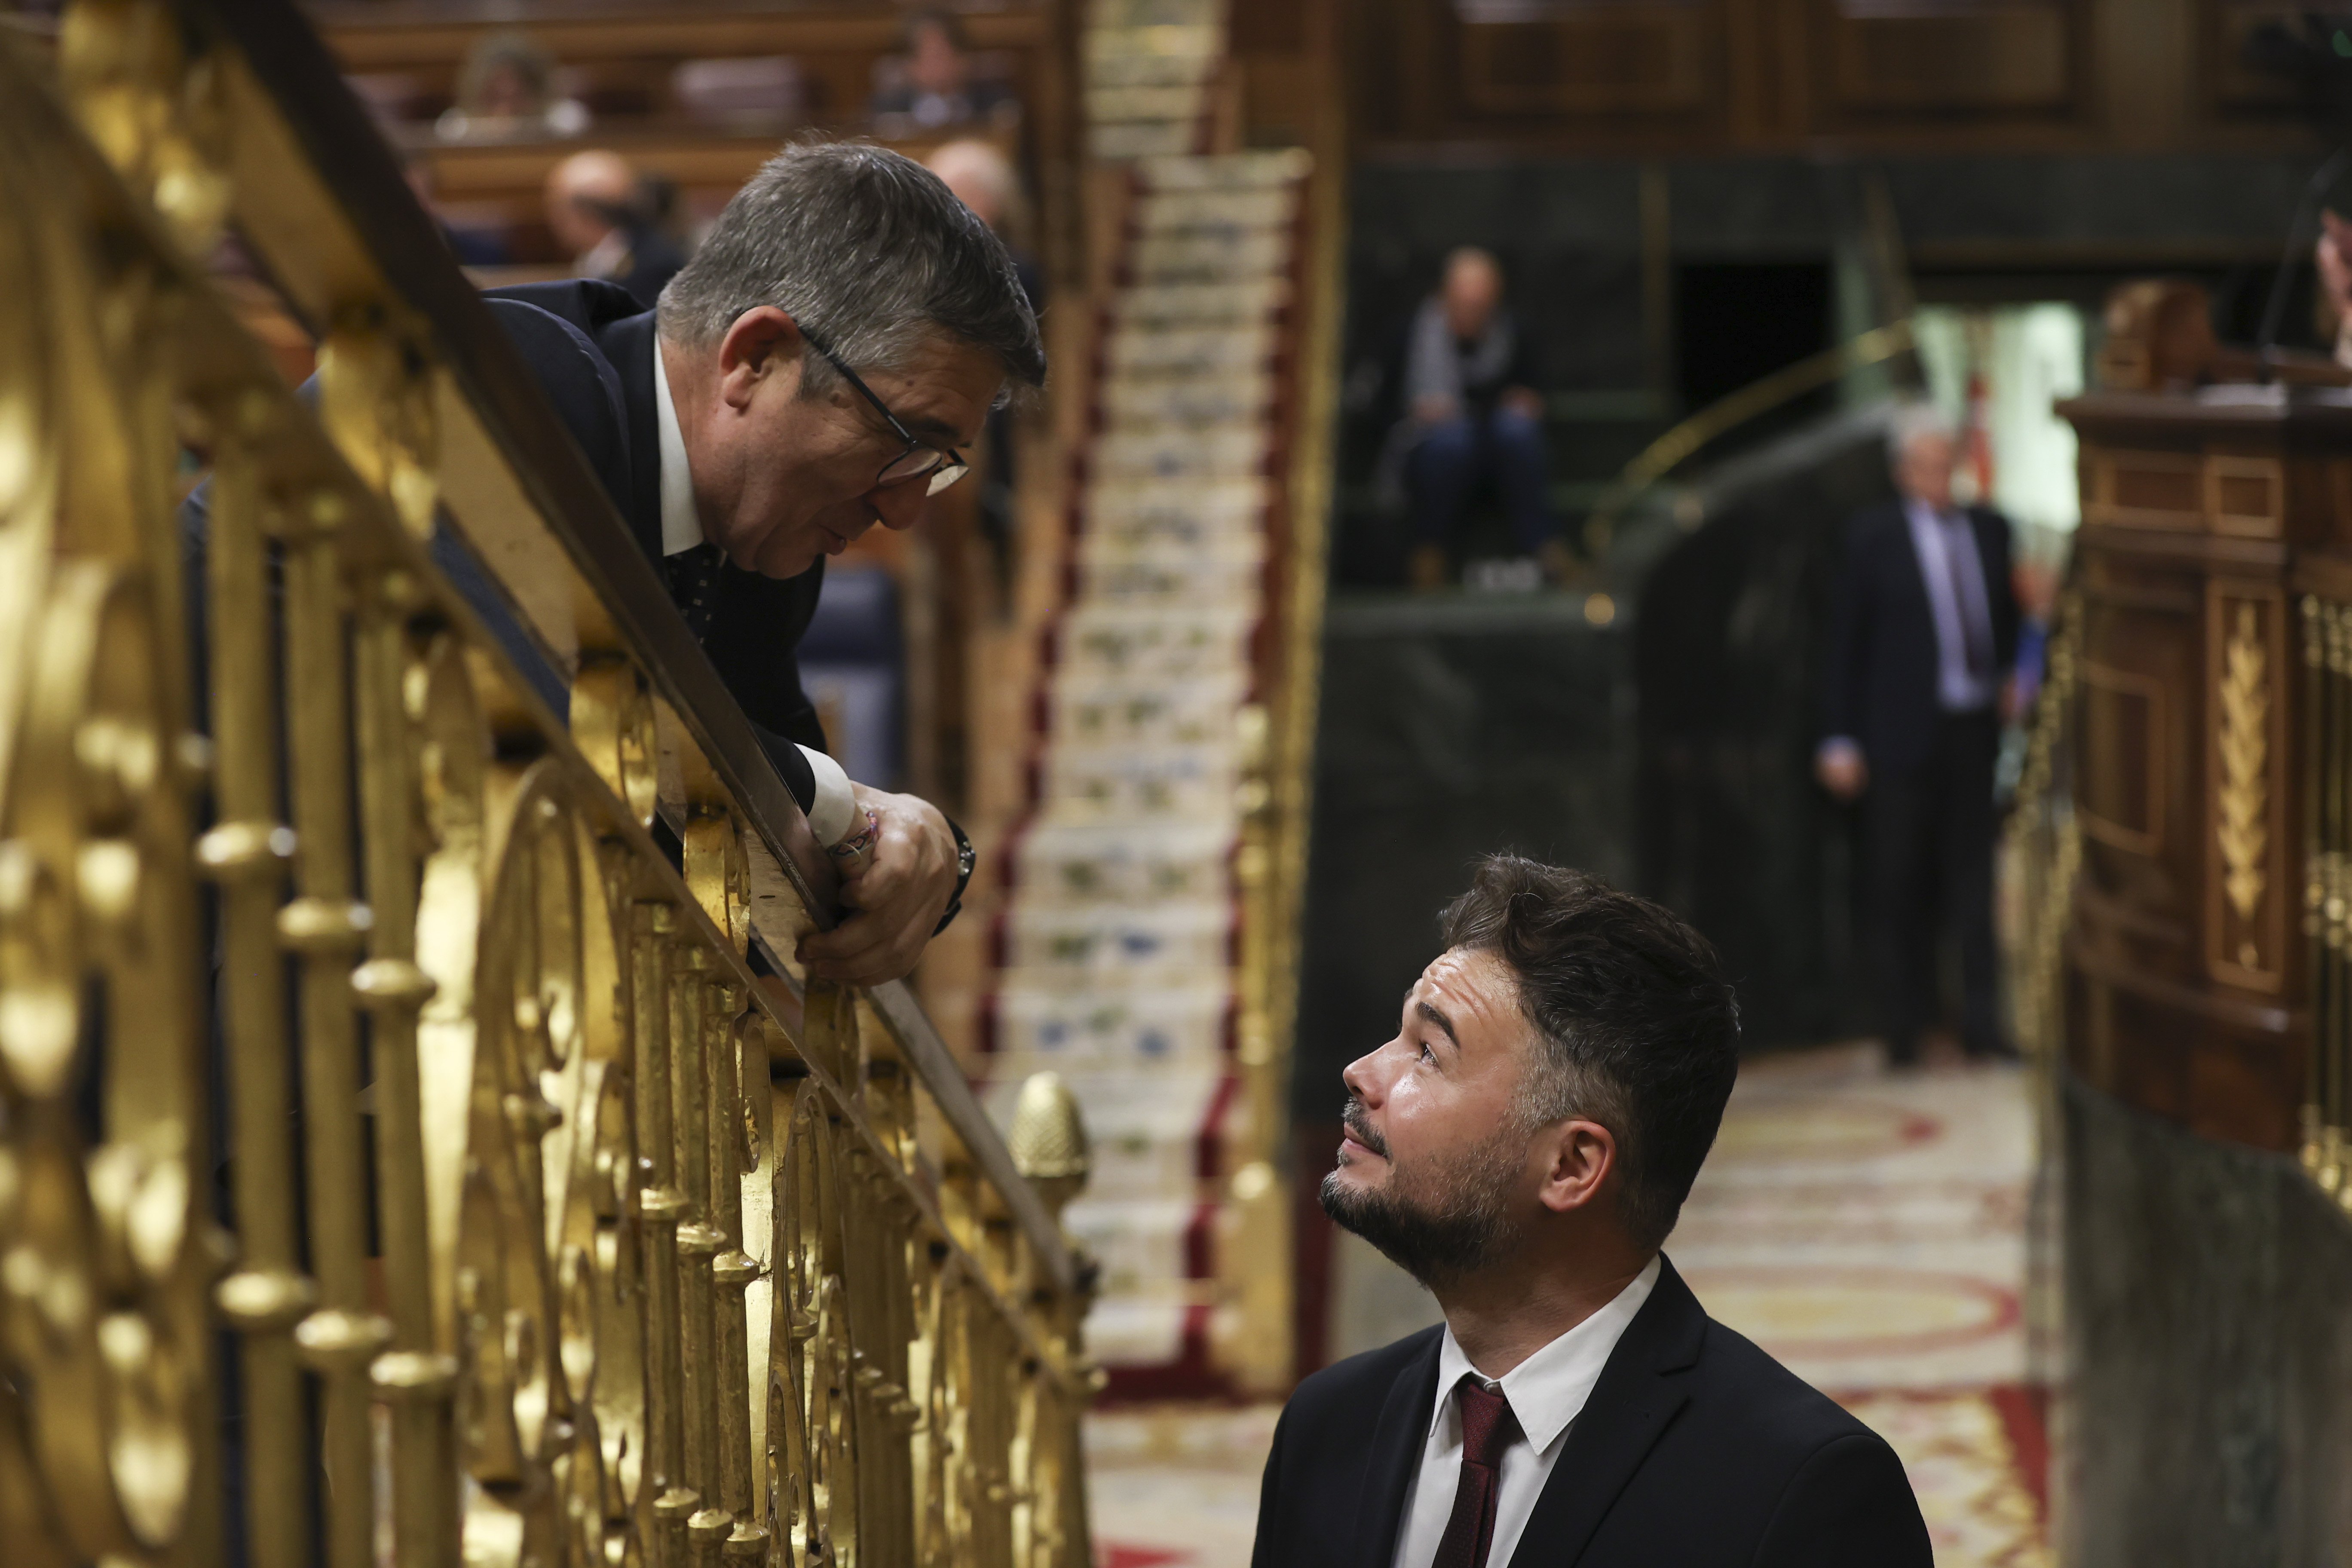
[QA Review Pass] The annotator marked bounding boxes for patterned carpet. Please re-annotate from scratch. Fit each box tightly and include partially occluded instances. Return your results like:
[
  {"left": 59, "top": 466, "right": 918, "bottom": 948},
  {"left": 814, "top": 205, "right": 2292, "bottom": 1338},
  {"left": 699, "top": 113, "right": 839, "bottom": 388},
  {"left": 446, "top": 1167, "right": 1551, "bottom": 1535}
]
[{"left": 1086, "top": 1043, "right": 2052, "bottom": 1566}]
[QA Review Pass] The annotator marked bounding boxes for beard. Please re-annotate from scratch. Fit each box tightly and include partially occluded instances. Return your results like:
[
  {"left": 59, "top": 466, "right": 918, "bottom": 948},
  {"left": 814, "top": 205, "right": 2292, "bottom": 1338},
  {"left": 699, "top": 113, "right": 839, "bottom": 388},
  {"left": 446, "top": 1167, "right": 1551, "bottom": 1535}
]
[{"left": 1319, "top": 1097, "right": 1527, "bottom": 1292}]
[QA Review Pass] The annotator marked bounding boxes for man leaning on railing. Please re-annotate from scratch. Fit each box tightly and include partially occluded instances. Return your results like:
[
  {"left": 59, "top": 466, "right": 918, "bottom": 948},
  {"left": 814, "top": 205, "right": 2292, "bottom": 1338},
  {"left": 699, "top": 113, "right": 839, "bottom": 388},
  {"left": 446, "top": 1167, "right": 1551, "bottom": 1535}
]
[
  {"left": 182, "top": 139, "right": 1040, "bottom": 983},
  {"left": 478, "top": 139, "right": 1044, "bottom": 984}
]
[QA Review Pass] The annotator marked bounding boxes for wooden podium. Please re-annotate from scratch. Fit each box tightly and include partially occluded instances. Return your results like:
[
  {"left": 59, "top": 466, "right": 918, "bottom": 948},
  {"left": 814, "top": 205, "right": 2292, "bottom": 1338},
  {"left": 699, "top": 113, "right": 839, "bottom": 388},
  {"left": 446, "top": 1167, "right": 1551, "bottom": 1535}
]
[{"left": 2055, "top": 383, "right": 2352, "bottom": 1152}]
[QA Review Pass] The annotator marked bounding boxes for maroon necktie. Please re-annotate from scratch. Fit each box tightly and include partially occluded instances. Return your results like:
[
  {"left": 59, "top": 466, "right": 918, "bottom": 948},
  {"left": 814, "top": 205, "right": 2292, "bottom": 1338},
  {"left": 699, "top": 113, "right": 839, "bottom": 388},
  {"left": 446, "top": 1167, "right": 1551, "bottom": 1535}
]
[{"left": 1432, "top": 1375, "right": 1519, "bottom": 1568}]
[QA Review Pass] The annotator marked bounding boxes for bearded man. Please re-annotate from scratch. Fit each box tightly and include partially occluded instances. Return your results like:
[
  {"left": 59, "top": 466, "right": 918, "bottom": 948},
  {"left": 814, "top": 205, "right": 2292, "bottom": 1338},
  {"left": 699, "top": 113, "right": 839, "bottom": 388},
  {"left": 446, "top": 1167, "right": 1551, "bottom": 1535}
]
[{"left": 1253, "top": 858, "right": 1930, "bottom": 1568}]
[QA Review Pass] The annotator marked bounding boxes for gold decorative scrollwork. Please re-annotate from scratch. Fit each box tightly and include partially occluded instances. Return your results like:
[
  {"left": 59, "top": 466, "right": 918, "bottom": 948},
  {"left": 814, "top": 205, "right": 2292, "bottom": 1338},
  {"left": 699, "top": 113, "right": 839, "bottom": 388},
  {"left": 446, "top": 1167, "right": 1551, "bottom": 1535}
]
[{"left": 1, "top": 11, "right": 1097, "bottom": 1567}]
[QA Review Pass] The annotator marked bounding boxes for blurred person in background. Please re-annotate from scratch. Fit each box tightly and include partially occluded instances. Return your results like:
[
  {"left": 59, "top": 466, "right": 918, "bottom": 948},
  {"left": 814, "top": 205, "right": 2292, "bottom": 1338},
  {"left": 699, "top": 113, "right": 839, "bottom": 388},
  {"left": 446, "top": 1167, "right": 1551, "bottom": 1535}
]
[
  {"left": 1397, "top": 248, "right": 1562, "bottom": 591},
  {"left": 546, "top": 149, "right": 686, "bottom": 309},
  {"left": 928, "top": 137, "right": 1040, "bottom": 596},
  {"left": 870, "top": 9, "right": 1018, "bottom": 136},
  {"left": 1817, "top": 404, "right": 2020, "bottom": 1068},
  {"left": 927, "top": 137, "right": 1039, "bottom": 308},
  {"left": 435, "top": 31, "right": 590, "bottom": 141}
]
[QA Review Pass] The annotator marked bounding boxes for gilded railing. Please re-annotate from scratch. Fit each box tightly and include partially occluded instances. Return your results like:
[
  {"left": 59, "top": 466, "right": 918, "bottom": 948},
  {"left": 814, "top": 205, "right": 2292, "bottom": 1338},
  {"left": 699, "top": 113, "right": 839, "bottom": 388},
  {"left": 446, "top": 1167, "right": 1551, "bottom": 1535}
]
[
  {"left": 2007, "top": 588, "right": 2082, "bottom": 1063},
  {"left": 2301, "top": 595, "right": 2352, "bottom": 1206},
  {"left": 0, "top": 3, "right": 1093, "bottom": 1566}
]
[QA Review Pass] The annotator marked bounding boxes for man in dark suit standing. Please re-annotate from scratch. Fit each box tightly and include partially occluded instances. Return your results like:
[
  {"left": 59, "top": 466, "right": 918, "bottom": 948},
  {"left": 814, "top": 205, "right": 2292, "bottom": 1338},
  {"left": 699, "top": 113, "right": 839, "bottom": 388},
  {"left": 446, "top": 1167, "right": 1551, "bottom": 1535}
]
[
  {"left": 1253, "top": 857, "right": 1930, "bottom": 1568},
  {"left": 1818, "top": 405, "right": 2019, "bottom": 1065}
]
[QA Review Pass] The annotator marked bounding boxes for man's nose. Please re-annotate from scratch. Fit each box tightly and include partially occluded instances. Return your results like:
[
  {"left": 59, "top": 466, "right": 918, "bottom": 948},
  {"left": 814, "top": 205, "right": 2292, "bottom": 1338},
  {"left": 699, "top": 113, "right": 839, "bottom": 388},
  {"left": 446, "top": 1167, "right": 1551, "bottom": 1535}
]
[
  {"left": 1341, "top": 1047, "right": 1386, "bottom": 1109},
  {"left": 867, "top": 480, "right": 929, "bottom": 532}
]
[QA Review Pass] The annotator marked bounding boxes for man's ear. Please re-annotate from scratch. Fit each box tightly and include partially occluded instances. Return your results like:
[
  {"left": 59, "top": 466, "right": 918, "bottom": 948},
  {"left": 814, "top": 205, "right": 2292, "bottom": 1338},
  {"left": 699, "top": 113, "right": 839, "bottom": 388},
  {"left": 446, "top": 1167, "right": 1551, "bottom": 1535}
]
[
  {"left": 1534, "top": 1118, "right": 1616, "bottom": 1216},
  {"left": 716, "top": 306, "right": 804, "bottom": 410}
]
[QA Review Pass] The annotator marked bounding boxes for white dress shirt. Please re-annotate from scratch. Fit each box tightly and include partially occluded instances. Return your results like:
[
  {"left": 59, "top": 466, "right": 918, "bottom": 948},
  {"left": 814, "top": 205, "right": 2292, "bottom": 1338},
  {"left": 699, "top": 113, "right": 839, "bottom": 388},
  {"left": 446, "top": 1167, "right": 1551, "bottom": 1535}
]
[
  {"left": 1391, "top": 1256, "right": 1663, "bottom": 1568},
  {"left": 1901, "top": 497, "right": 1998, "bottom": 714},
  {"left": 651, "top": 344, "right": 858, "bottom": 844}
]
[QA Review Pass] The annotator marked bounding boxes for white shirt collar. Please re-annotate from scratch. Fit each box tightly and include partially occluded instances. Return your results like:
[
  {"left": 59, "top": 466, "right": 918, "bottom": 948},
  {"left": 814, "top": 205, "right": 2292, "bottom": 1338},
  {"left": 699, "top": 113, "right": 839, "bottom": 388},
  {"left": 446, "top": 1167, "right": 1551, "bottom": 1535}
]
[
  {"left": 651, "top": 339, "right": 705, "bottom": 557},
  {"left": 1430, "top": 1254, "right": 1663, "bottom": 1459}
]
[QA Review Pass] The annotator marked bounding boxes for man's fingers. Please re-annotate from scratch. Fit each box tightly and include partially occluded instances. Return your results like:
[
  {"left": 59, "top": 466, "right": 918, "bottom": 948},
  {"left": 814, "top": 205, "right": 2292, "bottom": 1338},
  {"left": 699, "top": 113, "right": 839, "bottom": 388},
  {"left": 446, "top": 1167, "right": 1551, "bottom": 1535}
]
[{"left": 799, "top": 921, "right": 918, "bottom": 986}]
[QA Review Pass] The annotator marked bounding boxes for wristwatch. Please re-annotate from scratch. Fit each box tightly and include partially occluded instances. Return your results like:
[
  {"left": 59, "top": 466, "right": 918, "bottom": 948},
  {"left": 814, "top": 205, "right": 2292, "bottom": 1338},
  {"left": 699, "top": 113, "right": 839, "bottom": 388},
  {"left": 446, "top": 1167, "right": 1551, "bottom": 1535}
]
[{"left": 932, "top": 817, "right": 976, "bottom": 935}]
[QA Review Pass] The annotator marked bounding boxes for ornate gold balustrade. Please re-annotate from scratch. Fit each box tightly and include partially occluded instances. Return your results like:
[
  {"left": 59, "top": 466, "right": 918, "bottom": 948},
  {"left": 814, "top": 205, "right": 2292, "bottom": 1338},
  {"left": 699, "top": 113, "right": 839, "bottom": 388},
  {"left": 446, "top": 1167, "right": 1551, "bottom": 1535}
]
[
  {"left": 0, "top": 3, "right": 1094, "bottom": 1565},
  {"left": 2303, "top": 595, "right": 2352, "bottom": 1204}
]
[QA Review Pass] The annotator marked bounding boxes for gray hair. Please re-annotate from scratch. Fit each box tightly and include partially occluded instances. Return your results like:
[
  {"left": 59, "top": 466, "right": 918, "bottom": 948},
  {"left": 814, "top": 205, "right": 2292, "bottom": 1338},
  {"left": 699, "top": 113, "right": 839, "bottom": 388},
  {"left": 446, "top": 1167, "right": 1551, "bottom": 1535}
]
[
  {"left": 1885, "top": 400, "right": 1958, "bottom": 466},
  {"left": 657, "top": 139, "right": 1045, "bottom": 401}
]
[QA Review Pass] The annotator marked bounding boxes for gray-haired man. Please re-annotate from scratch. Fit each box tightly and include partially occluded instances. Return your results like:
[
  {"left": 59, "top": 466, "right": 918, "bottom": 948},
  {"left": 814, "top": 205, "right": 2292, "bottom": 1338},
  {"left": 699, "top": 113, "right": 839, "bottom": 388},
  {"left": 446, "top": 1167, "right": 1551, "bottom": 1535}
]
[
  {"left": 1816, "top": 405, "right": 2018, "bottom": 1066},
  {"left": 485, "top": 140, "right": 1044, "bottom": 985}
]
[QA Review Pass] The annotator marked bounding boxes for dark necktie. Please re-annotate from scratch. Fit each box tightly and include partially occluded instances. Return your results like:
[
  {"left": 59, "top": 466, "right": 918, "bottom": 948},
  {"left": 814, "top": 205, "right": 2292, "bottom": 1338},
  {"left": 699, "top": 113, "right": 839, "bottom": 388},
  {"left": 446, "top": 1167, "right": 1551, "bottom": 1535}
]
[
  {"left": 1432, "top": 1375, "right": 1518, "bottom": 1568},
  {"left": 665, "top": 542, "right": 723, "bottom": 642},
  {"left": 1938, "top": 512, "right": 1993, "bottom": 680}
]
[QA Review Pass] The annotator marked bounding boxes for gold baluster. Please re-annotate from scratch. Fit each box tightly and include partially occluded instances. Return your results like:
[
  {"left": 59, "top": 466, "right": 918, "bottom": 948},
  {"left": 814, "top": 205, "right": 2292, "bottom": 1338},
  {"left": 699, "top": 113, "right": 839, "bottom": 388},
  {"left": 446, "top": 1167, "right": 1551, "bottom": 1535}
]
[
  {"left": 2330, "top": 604, "right": 2352, "bottom": 1193},
  {"left": 2304, "top": 597, "right": 2331, "bottom": 1179},
  {"left": 194, "top": 416, "right": 310, "bottom": 1568},
  {"left": 278, "top": 487, "right": 389, "bottom": 1568},
  {"left": 352, "top": 580, "right": 461, "bottom": 1568},
  {"left": 700, "top": 982, "right": 766, "bottom": 1565},
  {"left": 632, "top": 902, "right": 695, "bottom": 1566},
  {"left": 669, "top": 945, "right": 732, "bottom": 1565}
]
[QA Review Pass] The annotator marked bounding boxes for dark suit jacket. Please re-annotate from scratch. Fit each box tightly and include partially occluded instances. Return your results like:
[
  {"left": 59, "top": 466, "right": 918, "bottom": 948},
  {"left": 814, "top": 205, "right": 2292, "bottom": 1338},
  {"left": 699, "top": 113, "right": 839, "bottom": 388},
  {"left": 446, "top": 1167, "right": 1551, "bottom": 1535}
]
[
  {"left": 1820, "top": 499, "right": 2019, "bottom": 776},
  {"left": 1251, "top": 1258, "right": 1930, "bottom": 1568},
  {"left": 480, "top": 279, "right": 828, "bottom": 797}
]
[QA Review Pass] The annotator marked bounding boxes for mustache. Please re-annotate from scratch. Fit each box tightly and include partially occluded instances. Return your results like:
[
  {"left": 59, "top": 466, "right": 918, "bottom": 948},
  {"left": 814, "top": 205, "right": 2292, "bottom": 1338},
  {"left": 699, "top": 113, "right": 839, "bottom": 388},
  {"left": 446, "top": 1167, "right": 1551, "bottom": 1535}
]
[{"left": 1341, "top": 1096, "right": 1388, "bottom": 1158}]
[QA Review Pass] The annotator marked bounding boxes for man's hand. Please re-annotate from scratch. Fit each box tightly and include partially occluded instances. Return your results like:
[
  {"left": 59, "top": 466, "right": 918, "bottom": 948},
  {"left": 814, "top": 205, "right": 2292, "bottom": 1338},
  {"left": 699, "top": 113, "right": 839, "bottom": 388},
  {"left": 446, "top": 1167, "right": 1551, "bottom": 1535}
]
[
  {"left": 797, "top": 783, "right": 959, "bottom": 986},
  {"left": 1499, "top": 385, "right": 1545, "bottom": 421},
  {"left": 1816, "top": 740, "right": 1868, "bottom": 802},
  {"left": 1411, "top": 392, "right": 1458, "bottom": 427}
]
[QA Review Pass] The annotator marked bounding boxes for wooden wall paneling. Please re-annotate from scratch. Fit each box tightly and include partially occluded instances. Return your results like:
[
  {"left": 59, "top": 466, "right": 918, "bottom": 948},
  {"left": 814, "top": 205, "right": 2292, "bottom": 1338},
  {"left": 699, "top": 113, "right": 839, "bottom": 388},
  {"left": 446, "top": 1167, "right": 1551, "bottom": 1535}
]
[
  {"left": 2201, "top": 0, "right": 2307, "bottom": 125},
  {"left": 1394, "top": 0, "right": 1445, "bottom": 141},
  {"left": 1452, "top": 1, "right": 1714, "bottom": 117},
  {"left": 1344, "top": 0, "right": 2315, "bottom": 150},
  {"left": 2059, "top": 392, "right": 2340, "bottom": 1156},
  {"left": 2075, "top": 542, "right": 2204, "bottom": 951},
  {"left": 1801, "top": 0, "right": 2090, "bottom": 131}
]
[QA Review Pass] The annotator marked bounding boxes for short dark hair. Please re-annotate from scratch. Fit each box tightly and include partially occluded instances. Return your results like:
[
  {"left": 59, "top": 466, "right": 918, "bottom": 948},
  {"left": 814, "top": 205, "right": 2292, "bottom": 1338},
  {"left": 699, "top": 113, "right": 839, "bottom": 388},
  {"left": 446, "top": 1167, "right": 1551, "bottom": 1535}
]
[
  {"left": 1439, "top": 855, "right": 1740, "bottom": 1252},
  {"left": 657, "top": 139, "right": 1044, "bottom": 399}
]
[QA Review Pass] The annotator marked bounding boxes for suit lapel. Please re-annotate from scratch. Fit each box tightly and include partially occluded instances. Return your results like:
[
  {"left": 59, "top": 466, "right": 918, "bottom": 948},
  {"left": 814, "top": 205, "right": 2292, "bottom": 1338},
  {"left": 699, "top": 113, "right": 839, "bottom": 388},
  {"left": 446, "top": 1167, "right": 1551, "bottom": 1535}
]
[
  {"left": 1506, "top": 1257, "right": 1708, "bottom": 1568},
  {"left": 1352, "top": 1328, "right": 1442, "bottom": 1568},
  {"left": 596, "top": 309, "right": 665, "bottom": 562}
]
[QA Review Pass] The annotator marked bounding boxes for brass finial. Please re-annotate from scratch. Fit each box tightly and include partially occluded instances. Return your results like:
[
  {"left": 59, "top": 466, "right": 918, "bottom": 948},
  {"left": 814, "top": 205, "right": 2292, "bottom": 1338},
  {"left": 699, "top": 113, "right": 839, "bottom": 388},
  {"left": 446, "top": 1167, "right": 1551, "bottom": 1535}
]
[{"left": 1009, "top": 1071, "right": 1090, "bottom": 1219}]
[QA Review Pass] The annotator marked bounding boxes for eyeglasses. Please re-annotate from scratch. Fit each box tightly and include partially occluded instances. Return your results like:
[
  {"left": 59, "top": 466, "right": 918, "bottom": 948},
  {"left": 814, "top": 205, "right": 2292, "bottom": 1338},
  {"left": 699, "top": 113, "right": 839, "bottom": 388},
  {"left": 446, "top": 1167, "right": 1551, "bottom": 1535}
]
[{"left": 797, "top": 324, "right": 971, "bottom": 496}]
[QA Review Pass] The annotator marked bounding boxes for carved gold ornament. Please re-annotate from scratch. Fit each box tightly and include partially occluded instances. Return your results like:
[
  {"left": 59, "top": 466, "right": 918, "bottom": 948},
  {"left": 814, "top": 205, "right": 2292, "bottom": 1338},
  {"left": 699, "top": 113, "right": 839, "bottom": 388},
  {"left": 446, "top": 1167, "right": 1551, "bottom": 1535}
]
[
  {"left": 2219, "top": 601, "right": 2270, "bottom": 927},
  {"left": 0, "top": 9, "right": 1093, "bottom": 1567}
]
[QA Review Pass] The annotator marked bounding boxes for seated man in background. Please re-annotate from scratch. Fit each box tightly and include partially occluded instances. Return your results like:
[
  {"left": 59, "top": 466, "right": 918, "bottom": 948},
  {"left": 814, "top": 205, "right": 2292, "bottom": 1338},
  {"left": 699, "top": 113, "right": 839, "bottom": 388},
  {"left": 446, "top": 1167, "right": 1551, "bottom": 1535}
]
[
  {"left": 434, "top": 29, "right": 590, "bottom": 141},
  {"left": 1817, "top": 404, "right": 2018, "bottom": 1066},
  {"left": 1400, "top": 248, "right": 1560, "bottom": 590},
  {"left": 928, "top": 137, "right": 1040, "bottom": 598},
  {"left": 870, "top": 9, "right": 1017, "bottom": 136},
  {"left": 1255, "top": 856, "right": 1929, "bottom": 1567},
  {"left": 545, "top": 148, "right": 686, "bottom": 309}
]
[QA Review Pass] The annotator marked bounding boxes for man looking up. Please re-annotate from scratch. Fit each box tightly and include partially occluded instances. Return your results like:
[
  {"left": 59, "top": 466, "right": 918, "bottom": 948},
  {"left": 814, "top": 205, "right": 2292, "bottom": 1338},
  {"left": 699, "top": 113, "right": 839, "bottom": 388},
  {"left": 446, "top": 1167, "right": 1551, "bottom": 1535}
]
[
  {"left": 1253, "top": 857, "right": 1929, "bottom": 1567},
  {"left": 484, "top": 140, "right": 1044, "bottom": 984}
]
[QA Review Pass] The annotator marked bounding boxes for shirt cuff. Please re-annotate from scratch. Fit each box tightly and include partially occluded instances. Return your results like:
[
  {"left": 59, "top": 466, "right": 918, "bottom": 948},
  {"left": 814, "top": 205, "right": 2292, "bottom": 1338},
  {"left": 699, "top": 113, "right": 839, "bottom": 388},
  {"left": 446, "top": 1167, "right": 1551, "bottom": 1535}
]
[
  {"left": 797, "top": 745, "right": 858, "bottom": 846},
  {"left": 1817, "top": 737, "right": 1863, "bottom": 768}
]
